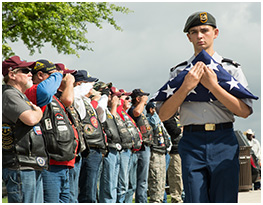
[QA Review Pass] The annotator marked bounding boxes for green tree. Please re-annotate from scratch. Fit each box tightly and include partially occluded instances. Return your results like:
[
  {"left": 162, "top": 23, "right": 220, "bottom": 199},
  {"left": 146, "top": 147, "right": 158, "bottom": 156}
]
[{"left": 2, "top": 2, "right": 131, "bottom": 59}]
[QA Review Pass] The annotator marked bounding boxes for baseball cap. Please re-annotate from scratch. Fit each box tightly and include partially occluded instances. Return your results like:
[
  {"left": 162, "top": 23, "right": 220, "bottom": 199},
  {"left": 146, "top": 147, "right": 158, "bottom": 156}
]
[
  {"left": 93, "top": 81, "right": 107, "bottom": 91},
  {"left": 146, "top": 101, "right": 156, "bottom": 113},
  {"left": 110, "top": 87, "right": 122, "bottom": 97},
  {"left": 55, "top": 63, "right": 76, "bottom": 74},
  {"left": 31, "top": 59, "right": 57, "bottom": 74},
  {"left": 2, "top": 56, "right": 35, "bottom": 76},
  {"left": 119, "top": 89, "right": 132, "bottom": 96},
  {"left": 73, "top": 70, "right": 98, "bottom": 83},
  {"left": 183, "top": 11, "right": 217, "bottom": 33},
  {"left": 131, "top": 89, "right": 150, "bottom": 99}
]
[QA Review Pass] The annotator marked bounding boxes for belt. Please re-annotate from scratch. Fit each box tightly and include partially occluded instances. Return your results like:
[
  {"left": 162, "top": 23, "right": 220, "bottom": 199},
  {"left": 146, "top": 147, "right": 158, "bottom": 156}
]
[
  {"left": 184, "top": 122, "right": 233, "bottom": 132},
  {"left": 89, "top": 145, "right": 102, "bottom": 149}
]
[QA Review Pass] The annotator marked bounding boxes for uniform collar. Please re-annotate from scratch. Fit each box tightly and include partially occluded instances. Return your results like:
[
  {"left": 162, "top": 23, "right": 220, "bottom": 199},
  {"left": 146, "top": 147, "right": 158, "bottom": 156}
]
[{"left": 187, "top": 51, "right": 223, "bottom": 65}]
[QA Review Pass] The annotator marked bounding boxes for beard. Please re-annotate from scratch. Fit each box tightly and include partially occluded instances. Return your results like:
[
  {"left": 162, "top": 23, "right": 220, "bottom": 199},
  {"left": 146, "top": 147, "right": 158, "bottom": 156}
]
[{"left": 25, "top": 80, "right": 33, "bottom": 89}]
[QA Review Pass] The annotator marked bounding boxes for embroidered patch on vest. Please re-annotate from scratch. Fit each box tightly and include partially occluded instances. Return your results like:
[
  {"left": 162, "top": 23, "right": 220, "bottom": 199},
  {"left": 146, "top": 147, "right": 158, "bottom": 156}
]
[
  {"left": 2, "top": 124, "right": 13, "bottom": 150},
  {"left": 84, "top": 124, "right": 94, "bottom": 135},
  {"left": 33, "top": 126, "right": 42, "bottom": 135},
  {"left": 90, "top": 116, "right": 99, "bottom": 128}
]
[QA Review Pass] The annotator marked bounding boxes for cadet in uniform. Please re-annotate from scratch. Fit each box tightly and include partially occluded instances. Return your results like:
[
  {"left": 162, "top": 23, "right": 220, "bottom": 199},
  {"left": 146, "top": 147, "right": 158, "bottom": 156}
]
[{"left": 158, "top": 11, "right": 254, "bottom": 203}]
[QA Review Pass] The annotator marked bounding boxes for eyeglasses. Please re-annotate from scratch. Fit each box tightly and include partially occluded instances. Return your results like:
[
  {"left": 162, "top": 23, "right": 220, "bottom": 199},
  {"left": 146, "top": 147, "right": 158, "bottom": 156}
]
[{"left": 13, "top": 68, "right": 31, "bottom": 74}]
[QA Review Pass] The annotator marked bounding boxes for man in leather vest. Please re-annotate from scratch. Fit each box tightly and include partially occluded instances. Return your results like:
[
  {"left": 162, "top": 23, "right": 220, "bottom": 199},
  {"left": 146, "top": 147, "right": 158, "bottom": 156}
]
[
  {"left": 55, "top": 63, "right": 84, "bottom": 203},
  {"left": 25, "top": 59, "right": 78, "bottom": 203},
  {"left": 72, "top": 70, "right": 108, "bottom": 203},
  {"left": 2, "top": 56, "right": 48, "bottom": 203},
  {"left": 112, "top": 87, "right": 142, "bottom": 203},
  {"left": 128, "top": 88, "right": 152, "bottom": 203},
  {"left": 99, "top": 87, "right": 123, "bottom": 203}
]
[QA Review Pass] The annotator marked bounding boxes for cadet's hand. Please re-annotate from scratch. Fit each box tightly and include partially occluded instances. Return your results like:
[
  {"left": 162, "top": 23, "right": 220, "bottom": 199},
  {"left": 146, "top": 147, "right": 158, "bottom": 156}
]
[
  {"left": 182, "top": 61, "right": 205, "bottom": 92},
  {"left": 200, "top": 66, "right": 218, "bottom": 91}
]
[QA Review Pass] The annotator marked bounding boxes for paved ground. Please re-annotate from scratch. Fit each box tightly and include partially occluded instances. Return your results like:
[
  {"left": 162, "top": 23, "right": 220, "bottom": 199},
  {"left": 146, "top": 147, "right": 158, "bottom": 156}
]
[{"left": 238, "top": 190, "right": 261, "bottom": 203}]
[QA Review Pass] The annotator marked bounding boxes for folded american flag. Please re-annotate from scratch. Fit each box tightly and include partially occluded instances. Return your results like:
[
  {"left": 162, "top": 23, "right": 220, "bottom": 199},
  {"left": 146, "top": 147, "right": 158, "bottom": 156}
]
[{"left": 151, "top": 49, "right": 258, "bottom": 102}]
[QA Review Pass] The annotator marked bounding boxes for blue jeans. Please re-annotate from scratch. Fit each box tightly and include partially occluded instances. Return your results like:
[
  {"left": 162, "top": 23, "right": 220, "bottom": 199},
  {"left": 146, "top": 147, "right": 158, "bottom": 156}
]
[
  {"left": 163, "top": 153, "right": 171, "bottom": 203},
  {"left": 125, "top": 152, "right": 138, "bottom": 203},
  {"left": 42, "top": 165, "right": 70, "bottom": 203},
  {"left": 178, "top": 128, "right": 239, "bottom": 203},
  {"left": 135, "top": 145, "right": 151, "bottom": 203},
  {"left": 78, "top": 148, "right": 102, "bottom": 203},
  {"left": 2, "top": 168, "right": 43, "bottom": 203},
  {"left": 69, "top": 155, "right": 82, "bottom": 203},
  {"left": 117, "top": 148, "right": 132, "bottom": 203},
  {"left": 99, "top": 148, "right": 120, "bottom": 203}
]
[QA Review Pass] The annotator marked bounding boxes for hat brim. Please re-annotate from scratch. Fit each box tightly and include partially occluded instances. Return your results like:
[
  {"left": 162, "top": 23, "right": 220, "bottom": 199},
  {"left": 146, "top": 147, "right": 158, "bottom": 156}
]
[
  {"left": 244, "top": 131, "right": 254, "bottom": 135},
  {"left": 85, "top": 77, "right": 99, "bottom": 83},
  {"left": 123, "top": 92, "right": 132, "bottom": 96},
  {"left": 21, "top": 61, "right": 36, "bottom": 69},
  {"left": 131, "top": 92, "right": 150, "bottom": 98},
  {"left": 63, "top": 69, "right": 77, "bottom": 74},
  {"left": 55, "top": 63, "right": 76, "bottom": 74}
]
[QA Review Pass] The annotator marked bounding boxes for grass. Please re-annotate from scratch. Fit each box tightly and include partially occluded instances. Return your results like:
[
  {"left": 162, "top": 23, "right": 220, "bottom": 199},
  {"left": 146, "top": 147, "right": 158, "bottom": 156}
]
[{"left": 2, "top": 197, "right": 7, "bottom": 203}]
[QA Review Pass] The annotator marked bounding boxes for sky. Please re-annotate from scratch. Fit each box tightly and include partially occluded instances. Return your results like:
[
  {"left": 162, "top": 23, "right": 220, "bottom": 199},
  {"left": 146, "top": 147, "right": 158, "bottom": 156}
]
[{"left": 8, "top": 1, "right": 261, "bottom": 142}]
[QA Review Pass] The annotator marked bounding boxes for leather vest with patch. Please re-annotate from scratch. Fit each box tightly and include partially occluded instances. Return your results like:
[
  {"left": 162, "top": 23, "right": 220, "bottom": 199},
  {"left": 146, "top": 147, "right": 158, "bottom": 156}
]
[
  {"left": 41, "top": 96, "right": 77, "bottom": 161},
  {"left": 102, "top": 109, "right": 122, "bottom": 150},
  {"left": 81, "top": 100, "right": 106, "bottom": 150},
  {"left": 66, "top": 105, "right": 86, "bottom": 154},
  {"left": 122, "top": 111, "right": 142, "bottom": 150},
  {"left": 2, "top": 86, "right": 48, "bottom": 170},
  {"left": 114, "top": 113, "right": 133, "bottom": 149},
  {"left": 151, "top": 123, "right": 168, "bottom": 154},
  {"left": 136, "top": 113, "right": 154, "bottom": 146}
]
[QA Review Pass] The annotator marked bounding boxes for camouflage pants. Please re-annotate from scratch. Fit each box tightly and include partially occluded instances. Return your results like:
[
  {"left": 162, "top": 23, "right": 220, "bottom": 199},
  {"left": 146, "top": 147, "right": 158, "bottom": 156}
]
[
  {"left": 148, "top": 151, "right": 166, "bottom": 203},
  {"left": 168, "top": 153, "right": 183, "bottom": 203}
]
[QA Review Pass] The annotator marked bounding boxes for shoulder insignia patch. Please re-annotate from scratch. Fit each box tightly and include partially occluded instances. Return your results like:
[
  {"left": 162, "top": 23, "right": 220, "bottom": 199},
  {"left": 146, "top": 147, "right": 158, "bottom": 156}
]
[
  {"left": 170, "top": 61, "right": 188, "bottom": 72},
  {"left": 222, "top": 58, "right": 240, "bottom": 68}
]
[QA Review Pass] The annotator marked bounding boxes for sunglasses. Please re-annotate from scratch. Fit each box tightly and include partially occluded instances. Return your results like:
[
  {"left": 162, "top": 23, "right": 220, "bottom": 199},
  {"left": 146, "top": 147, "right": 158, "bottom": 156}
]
[
  {"left": 125, "top": 96, "right": 130, "bottom": 100},
  {"left": 13, "top": 68, "right": 31, "bottom": 74}
]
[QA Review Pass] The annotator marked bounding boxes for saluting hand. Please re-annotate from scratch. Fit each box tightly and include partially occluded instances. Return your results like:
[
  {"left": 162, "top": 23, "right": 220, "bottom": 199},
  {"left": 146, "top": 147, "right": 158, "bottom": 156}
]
[{"left": 63, "top": 73, "right": 75, "bottom": 85}]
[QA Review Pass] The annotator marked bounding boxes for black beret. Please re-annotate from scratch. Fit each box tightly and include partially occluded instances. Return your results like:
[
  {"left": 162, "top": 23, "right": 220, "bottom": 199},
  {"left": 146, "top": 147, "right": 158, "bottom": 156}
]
[{"left": 183, "top": 11, "right": 217, "bottom": 33}]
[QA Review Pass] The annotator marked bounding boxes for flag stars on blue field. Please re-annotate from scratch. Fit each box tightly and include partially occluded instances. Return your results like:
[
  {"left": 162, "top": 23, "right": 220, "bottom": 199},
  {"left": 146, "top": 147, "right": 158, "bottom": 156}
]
[
  {"left": 226, "top": 77, "right": 240, "bottom": 90},
  {"left": 150, "top": 49, "right": 258, "bottom": 103},
  {"left": 163, "top": 84, "right": 176, "bottom": 98},
  {"left": 187, "top": 87, "right": 197, "bottom": 96},
  {"left": 207, "top": 59, "right": 219, "bottom": 71}
]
